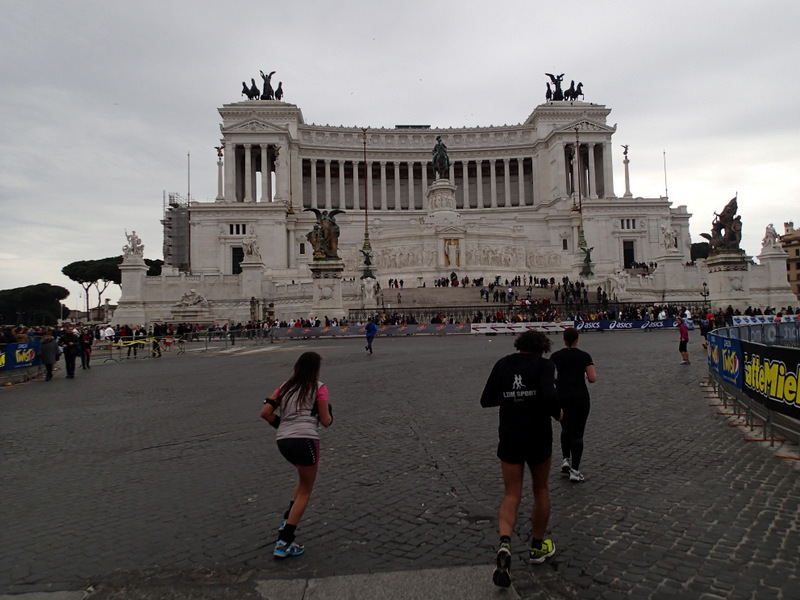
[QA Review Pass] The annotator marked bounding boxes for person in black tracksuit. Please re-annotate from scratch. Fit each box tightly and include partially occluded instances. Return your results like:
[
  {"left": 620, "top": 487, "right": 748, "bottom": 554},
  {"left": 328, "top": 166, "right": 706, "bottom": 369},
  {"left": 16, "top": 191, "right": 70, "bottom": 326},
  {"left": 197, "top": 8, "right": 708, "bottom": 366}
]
[
  {"left": 58, "top": 324, "right": 80, "bottom": 379},
  {"left": 551, "top": 327, "right": 597, "bottom": 483},
  {"left": 481, "top": 331, "right": 562, "bottom": 588}
]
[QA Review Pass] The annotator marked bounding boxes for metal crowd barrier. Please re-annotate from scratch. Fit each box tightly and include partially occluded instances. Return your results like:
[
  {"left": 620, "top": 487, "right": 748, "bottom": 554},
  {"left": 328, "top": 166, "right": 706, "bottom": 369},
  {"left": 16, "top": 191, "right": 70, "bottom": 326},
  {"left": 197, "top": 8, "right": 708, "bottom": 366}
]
[
  {"left": 706, "top": 324, "right": 800, "bottom": 447},
  {"left": 718, "top": 321, "right": 800, "bottom": 348}
]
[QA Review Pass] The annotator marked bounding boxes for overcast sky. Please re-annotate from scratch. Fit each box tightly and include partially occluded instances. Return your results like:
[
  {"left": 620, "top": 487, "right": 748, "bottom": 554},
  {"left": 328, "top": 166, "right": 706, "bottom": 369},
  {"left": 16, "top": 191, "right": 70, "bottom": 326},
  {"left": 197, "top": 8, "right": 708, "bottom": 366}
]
[{"left": 2, "top": 0, "right": 798, "bottom": 311}]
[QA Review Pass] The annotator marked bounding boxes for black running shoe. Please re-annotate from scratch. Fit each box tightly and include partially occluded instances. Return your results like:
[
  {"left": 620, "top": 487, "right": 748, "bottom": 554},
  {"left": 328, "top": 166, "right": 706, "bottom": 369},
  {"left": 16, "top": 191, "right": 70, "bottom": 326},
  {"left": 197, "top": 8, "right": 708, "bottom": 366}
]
[{"left": 492, "top": 542, "right": 512, "bottom": 588}]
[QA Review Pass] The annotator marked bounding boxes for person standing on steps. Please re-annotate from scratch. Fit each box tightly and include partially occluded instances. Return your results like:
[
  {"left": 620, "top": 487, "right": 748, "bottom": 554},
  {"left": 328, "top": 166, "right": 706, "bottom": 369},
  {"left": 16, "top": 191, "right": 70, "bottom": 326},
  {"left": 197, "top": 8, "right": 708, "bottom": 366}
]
[
  {"left": 260, "top": 352, "right": 333, "bottom": 558},
  {"left": 550, "top": 327, "right": 597, "bottom": 483},
  {"left": 365, "top": 319, "right": 377, "bottom": 354},
  {"left": 480, "top": 331, "right": 562, "bottom": 588}
]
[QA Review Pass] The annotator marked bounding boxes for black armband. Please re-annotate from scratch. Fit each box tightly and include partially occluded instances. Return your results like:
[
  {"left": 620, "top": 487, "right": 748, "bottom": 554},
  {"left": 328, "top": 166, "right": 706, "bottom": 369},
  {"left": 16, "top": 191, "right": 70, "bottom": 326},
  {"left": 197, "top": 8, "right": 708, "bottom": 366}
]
[
  {"left": 264, "top": 398, "right": 279, "bottom": 408},
  {"left": 269, "top": 415, "right": 281, "bottom": 429}
]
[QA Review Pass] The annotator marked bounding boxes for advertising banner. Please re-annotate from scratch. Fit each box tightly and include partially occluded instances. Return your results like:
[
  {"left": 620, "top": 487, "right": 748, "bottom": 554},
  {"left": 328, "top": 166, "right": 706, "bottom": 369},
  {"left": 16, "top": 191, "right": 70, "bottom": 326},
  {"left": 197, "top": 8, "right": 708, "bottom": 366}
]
[
  {"left": 706, "top": 332, "right": 743, "bottom": 389},
  {"left": 732, "top": 315, "right": 799, "bottom": 325},
  {"left": 741, "top": 340, "right": 800, "bottom": 419},
  {"left": 1, "top": 342, "right": 42, "bottom": 370},
  {"left": 573, "top": 318, "right": 693, "bottom": 332},
  {"left": 471, "top": 322, "right": 568, "bottom": 335}
]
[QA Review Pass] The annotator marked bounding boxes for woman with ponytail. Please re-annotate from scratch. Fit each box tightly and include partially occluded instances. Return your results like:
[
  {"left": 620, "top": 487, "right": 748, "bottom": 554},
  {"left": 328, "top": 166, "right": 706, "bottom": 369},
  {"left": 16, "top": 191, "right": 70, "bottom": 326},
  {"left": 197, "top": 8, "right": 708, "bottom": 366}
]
[{"left": 260, "top": 351, "right": 333, "bottom": 558}]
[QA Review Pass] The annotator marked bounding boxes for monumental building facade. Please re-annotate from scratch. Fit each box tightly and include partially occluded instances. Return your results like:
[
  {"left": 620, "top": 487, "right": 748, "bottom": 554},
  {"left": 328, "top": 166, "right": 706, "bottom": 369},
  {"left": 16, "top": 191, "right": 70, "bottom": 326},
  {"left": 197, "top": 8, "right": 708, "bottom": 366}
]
[{"left": 113, "top": 95, "right": 793, "bottom": 325}]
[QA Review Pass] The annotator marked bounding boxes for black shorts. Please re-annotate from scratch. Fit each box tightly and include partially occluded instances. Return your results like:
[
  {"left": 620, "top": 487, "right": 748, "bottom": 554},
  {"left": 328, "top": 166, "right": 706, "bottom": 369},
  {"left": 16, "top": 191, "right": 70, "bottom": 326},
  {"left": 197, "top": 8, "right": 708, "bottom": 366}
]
[
  {"left": 277, "top": 438, "right": 320, "bottom": 467},
  {"left": 497, "top": 434, "right": 552, "bottom": 467},
  {"left": 679, "top": 340, "right": 688, "bottom": 352}
]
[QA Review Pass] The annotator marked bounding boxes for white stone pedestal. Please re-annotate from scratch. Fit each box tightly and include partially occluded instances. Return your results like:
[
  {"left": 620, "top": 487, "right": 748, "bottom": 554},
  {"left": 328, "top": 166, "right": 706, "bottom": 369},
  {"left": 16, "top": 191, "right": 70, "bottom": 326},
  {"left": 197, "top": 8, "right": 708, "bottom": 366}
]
[
  {"left": 309, "top": 260, "right": 346, "bottom": 320},
  {"left": 426, "top": 179, "right": 457, "bottom": 213},
  {"left": 651, "top": 250, "right": 689, "bottom": 300},
  {"left": 753, "top": 245, "right": 797, "bottom": 309},
  {"left": 240, "top": 259, "right": 264, "bottom": 300},
  {"left": 112, "top": 258, "right": 148, "bottom": 325},
  {"left": 706, "top": 250, "right": 752, "bottom": 310}
]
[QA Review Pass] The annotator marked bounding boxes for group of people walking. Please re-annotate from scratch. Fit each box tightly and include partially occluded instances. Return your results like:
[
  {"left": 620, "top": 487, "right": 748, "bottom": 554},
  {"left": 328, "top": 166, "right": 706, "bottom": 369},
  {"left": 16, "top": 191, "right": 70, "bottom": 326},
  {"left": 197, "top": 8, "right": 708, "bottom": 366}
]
[{"left": 37, "top": 324, "right": 94, "bottom": 380}]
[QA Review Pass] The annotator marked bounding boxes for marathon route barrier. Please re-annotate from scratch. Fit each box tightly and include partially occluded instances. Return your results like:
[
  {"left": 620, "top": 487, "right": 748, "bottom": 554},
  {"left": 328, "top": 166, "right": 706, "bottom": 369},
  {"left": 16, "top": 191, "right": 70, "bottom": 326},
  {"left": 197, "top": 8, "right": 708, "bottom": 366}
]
[
  {"left": 0, "top": 341, "right": 41, "bottom": 370},
  {"left": 708, "top": 331, "right": 800, "bottom": 420}
]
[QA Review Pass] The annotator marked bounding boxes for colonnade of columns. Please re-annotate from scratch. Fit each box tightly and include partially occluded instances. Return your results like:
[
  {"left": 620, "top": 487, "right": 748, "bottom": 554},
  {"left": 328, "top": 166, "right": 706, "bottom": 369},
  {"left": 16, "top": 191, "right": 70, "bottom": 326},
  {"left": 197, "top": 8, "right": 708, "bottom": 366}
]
[
  {"left": 219, "top": 141, "right": 614, "bottom": 206},
  {"left": 300, "top": 157, "right": 540, "bottom": 211},
  {"left": 564, "top": 142, "right": 609, "bottom": 200},
  {"left": 222, "top": 142, "right": 281, "bottom": 203}
]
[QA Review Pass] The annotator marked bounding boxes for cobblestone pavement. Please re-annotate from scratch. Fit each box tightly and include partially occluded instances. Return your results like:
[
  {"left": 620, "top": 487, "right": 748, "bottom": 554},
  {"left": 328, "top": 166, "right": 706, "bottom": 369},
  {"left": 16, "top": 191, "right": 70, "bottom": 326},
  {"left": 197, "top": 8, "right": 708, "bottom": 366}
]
[{"left": 2, "top": 332, "right": 799, "bottom": 599}]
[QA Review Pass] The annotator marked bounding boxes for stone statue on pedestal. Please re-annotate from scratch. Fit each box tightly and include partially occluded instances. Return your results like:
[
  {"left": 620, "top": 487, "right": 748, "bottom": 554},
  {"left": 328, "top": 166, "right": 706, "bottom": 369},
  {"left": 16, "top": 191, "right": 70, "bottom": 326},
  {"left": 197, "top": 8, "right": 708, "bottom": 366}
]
[
  {"left": 243, "top": 228, "right": 261, "bottom": 259},
  {"left": 432, "top": 136, "right": 450, "bottom": 180},
  {"left": 123, "top": 230, "right": 144, "bottom": 259},
  {"left": 761, "top": 223, "right": 780, "bottom": 249},
  {"left": 661, "top": 225, "right": 678, "bottom": 251},
  {"left": 579, "top": 246, "right": 594, "bottom": 277},
  {"left": 304, "top": 208, "right": 345, "bottom": 259},
  {"left": 259, "top": 70, "right": 276, "bottom": 100},
  {"left": 545, "top": 73, "right": 565, "bottom": 101},
  {"left": 700, "top": 197, "right": 742, "bottom": 252}
]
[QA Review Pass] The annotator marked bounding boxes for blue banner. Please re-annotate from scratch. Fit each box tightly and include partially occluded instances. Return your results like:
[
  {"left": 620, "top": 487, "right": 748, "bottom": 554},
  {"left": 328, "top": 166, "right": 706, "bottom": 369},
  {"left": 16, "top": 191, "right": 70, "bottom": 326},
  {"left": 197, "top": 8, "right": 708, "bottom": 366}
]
[
  {"left": 1, "top": 342, "right": 42, "bottom": 370},
  {"left": 707, "top": 332, "right": 743, "bottom": 389}
]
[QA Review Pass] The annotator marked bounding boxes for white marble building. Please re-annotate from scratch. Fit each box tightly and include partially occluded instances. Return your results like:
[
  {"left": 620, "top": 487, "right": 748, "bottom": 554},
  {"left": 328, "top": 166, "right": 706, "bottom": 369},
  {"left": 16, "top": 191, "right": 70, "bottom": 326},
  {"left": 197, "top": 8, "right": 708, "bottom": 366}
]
[{"left": 113, "top": 97, "right": 791, "bottom": 325}]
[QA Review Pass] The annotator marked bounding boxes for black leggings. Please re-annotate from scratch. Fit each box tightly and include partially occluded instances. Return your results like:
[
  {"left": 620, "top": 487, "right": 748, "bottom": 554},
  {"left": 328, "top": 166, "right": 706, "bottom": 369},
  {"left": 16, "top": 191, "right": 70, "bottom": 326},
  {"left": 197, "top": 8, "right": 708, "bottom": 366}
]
[{"left": 560, "top": 398, "right": 590, "bottom": 470}]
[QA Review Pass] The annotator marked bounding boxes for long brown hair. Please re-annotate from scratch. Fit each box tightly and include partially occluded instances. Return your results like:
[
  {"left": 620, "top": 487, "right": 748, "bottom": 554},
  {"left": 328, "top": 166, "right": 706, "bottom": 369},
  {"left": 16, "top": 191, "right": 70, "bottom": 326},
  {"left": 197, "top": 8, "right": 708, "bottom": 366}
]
[{"left": 277, "top": 352, "right": 321, "bottom": 411}]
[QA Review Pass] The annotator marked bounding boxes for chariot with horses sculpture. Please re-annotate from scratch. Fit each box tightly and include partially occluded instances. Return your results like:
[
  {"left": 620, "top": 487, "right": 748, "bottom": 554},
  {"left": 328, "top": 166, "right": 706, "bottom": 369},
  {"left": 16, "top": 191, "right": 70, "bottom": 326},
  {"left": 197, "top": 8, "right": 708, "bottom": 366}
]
[{"left": 545, "top": 73, "right": 584, "bottom": 102}]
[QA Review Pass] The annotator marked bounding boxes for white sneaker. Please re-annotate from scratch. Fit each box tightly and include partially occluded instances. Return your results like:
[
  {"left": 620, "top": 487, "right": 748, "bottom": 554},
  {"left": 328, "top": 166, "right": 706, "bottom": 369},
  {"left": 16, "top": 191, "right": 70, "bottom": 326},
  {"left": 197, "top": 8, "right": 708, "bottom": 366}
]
[
  {"left": 560, "top": 458, "right": 571, "bottom": 474},
  {"left": 569, "top": 468, "right": 585, "bottom": 482}
]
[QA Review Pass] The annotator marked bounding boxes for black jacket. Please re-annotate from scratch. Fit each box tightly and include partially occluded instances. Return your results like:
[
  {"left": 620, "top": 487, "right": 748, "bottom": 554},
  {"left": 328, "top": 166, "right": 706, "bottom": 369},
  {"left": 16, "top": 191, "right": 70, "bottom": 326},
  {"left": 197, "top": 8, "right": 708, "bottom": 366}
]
[{"left": 480, "top": 353, "right": 559, "bottom": 442}]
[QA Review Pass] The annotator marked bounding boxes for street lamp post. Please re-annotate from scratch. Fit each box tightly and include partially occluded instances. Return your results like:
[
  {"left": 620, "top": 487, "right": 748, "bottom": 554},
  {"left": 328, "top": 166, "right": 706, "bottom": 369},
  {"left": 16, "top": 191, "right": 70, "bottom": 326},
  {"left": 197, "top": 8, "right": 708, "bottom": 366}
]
[
  {"left": 700, "top": 282, "right": 709, "bottom": 312},
  {"left": 574, "top": 127, "right": 587, "bottom": 249},
  {"left": 360, "top": 128, "right": 375, "bottom": 279}
]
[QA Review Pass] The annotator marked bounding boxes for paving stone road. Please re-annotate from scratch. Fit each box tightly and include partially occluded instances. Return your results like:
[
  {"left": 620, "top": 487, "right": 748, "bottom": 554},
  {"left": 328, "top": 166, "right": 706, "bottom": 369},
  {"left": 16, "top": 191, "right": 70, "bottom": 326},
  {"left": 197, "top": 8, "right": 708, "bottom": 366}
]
[{"left": 1, "top": 331, "right": 799, "bottom": 599}]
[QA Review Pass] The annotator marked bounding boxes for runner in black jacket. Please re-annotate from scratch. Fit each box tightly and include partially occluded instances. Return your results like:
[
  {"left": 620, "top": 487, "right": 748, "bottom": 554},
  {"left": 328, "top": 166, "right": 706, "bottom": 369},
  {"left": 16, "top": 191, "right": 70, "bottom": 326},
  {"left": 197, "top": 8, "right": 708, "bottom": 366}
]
[{"left": 480, "top": 330, "right": 562, "bottom": 588}]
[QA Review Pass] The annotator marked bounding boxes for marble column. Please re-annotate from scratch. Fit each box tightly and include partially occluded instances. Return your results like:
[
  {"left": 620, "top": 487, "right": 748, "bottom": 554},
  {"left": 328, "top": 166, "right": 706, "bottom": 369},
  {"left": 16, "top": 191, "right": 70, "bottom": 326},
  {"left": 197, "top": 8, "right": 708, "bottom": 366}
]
[
  {"left": 503, "top": 158, "right": 511, "bottom": 207},
  {"left": 587, "top": 143, "right": 596, "bottom": 199},
  {"left": 223, "top": 142, "right": 235, "bottom": 202},
  {"left": 290, "top": 147, "right": 301, "bottom": 211},
  {"left": 517, "top": 158, "right": 525, "bottom": 206},
  {"left": 380, "top": 161, "right": 388, "bottom": 210},
  {"left": 352, "top": 160, "right": 360, "bottom": 209},
  {"left": 489, "top": 159, "right": 498, "bottom": 208},
  {"left": 216, "top": 155, "right": 224, "bottom": 202},
  {"left": 324, "top": 159, "right": 332, "bottom": 209},
  {"left": 258, "top": 145, "right": 268, "bottom": 202},
  {"left": 273, "top": 146, "right": 282, "bottom": 202},
  {"left": 603, "top": 143, "right": 615, "bottom": 198},
  {"left": 556, "top": 142, "right": 568, "bottom": 198},
  {"left": 243, "top": 144, "right": 253, "bottom": 203},
  {"left": 462, "top": 160, "right": 470, "bottom": 208},
  {"left": 338, "top": 160, "right": 346, "bottom": 209},
  {"left": 476, "top": 160, "right": 484, "bottom": 208},
  {"left": 408, "top": 162, "right": 415, "bottom": 210},
  {"left": 310, "top": 159, "right": 318, "bottom": 209},
  {"left": 394, "top": 162, "right": 401, "bottom": 210},
  {"left": 366, "top": 160, "right": 373, "bottom": 210}
]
